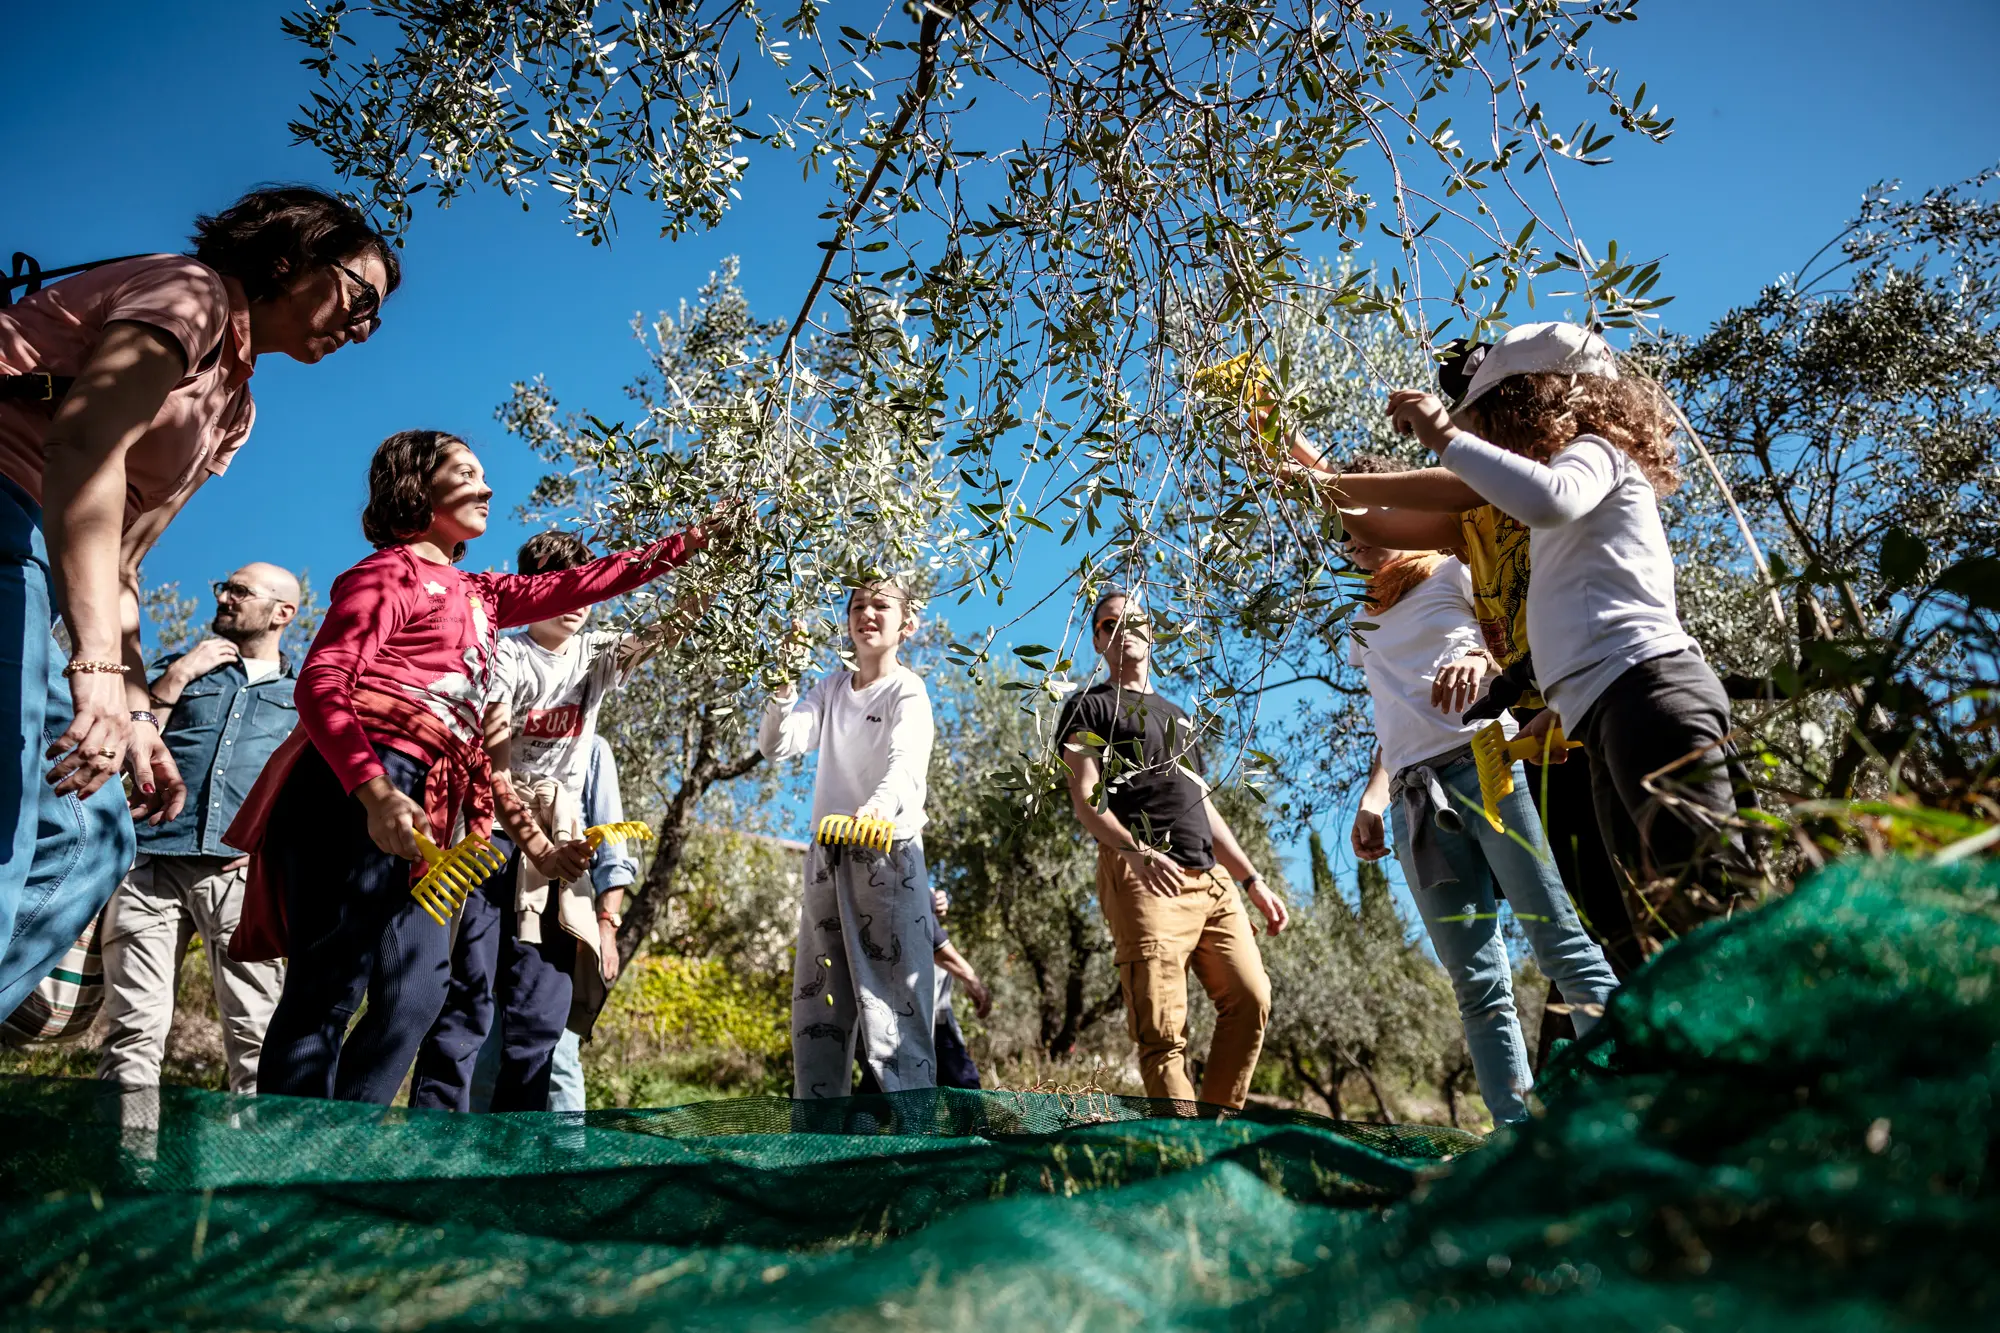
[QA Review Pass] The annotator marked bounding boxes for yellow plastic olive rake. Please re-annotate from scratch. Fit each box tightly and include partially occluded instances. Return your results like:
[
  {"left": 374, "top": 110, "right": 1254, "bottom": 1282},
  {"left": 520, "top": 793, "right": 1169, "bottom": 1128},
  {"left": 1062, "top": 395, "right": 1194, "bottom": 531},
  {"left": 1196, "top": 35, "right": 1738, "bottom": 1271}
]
[
  {"left": 409, "top": 822, "right": 659, "bottom": 925},
  {"left": 815, "top": 813, "right": 895, "bottom": 854},
  {"left": 408, "top": 831, "right": 508, "bottom": 926},
  {"left": 584, "top": 821, "right": 653, "bottom": 850},
  {"left": 1470, "top": 721, "right": 1582, "bottom": 832}
]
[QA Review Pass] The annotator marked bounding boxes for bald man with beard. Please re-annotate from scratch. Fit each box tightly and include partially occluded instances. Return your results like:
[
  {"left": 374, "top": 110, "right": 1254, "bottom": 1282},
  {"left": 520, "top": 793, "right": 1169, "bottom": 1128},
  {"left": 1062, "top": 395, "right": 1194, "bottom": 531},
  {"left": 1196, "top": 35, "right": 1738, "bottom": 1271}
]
[{"left": 96, "top": 563, "right": 303, "bottom": 1093}]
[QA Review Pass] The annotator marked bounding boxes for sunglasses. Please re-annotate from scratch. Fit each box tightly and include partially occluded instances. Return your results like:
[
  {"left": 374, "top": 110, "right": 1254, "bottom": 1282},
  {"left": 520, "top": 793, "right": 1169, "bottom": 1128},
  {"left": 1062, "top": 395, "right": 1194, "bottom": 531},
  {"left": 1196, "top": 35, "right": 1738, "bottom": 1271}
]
[
  {"left": 1095, "top": 613, "right": 1150, "bottom": 635},
  {"left": 332, "top": 261, "right": 383, "bottom": 332},
  {"left": 212, "top": 580, "right": 272, "bottom": 604}
]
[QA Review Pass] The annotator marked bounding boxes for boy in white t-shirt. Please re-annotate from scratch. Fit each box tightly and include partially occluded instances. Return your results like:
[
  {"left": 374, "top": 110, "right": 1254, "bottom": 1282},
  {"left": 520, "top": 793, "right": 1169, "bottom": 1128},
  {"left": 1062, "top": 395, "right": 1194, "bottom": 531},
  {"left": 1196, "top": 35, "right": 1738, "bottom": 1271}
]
[
  {"left": 758, "top": 578, "right": 942, "bottom": 1098},
  {"left": 1346, "top": 537, "right": 1618, "bottom": 1126},
  {"left": 411, "top": 531, "right": 681, "bottom": 1111}
]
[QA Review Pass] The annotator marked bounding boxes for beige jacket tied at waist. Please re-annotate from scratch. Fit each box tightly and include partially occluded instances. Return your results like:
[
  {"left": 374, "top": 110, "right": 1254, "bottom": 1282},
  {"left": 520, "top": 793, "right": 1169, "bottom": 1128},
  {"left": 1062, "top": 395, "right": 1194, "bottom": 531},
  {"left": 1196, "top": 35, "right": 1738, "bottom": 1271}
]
[{"left": 512, "top": 772, "right": 608, "bottom": 1032}]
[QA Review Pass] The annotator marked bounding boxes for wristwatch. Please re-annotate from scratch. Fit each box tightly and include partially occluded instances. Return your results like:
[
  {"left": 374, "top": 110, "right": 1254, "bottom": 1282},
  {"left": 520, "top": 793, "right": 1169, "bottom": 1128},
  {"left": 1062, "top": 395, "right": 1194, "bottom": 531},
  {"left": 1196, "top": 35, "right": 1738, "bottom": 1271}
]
[
  {"left": 596, "top": 909, "right": 623, "bottom": 928},
  {"left": 1240, "top": 873, "right": 1263, "bottom": 889}
]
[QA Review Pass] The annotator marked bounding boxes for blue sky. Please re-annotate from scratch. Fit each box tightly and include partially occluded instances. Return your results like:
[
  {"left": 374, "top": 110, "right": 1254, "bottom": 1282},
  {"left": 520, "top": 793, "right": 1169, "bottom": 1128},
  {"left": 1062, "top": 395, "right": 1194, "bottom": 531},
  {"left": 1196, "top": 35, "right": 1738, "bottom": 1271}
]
[{"left": 5, "top": 0, "right": 1997, "bottom": 892}]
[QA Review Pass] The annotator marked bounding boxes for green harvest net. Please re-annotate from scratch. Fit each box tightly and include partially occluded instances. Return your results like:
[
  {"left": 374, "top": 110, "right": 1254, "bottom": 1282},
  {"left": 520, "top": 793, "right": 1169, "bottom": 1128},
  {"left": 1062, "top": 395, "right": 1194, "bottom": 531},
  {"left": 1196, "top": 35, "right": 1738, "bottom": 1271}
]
[{"left": 4, "top": 855, "right": 1997, "bottom": 1330}]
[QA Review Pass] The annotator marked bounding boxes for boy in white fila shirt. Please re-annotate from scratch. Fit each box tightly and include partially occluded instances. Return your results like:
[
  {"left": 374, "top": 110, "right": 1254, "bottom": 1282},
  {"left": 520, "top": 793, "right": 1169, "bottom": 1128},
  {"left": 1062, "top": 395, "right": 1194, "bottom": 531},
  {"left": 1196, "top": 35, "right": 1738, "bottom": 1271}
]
[
  {"left": 759, "top": 578, "right": 940, "bottom": 1098},
  {"left": 412, "top": 530, "right": 684, "bottom": 1111}
]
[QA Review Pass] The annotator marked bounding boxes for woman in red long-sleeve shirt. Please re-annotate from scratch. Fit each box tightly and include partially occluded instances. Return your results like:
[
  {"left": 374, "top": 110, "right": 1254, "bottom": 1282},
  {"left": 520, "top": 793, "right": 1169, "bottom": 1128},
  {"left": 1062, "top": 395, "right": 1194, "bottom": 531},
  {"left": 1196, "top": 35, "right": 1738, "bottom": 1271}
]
[{"left": 230, "top": 429, "right": 713, "bottom": 1103}]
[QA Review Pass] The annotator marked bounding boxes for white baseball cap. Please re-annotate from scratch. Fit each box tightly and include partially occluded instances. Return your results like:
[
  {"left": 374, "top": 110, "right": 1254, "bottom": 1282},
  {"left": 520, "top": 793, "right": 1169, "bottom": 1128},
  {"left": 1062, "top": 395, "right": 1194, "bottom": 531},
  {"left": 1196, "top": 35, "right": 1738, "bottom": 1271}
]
[{"left": 1458, "top": 322, "right": 1619, "bottom": 408}]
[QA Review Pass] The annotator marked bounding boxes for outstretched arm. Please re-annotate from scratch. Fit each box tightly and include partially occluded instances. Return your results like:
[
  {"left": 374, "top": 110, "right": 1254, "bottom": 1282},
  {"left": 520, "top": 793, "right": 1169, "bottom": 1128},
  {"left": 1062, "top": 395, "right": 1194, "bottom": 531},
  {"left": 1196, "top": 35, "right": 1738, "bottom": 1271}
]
[
  {"left": 489, "top": 529, "right": 704, "bottom": 628},
  {"left": 1339, "top": 506, "right": 1465, "bottom": 552},
  {"left": 757, "top": 679, "right": 824, "bottom": 762},
  {"left": 1440, "top": 433, "right": 1620, "bottom": 528},
  {"left": 1292, "top": 462, "right": 1487, "bottom": 514}
]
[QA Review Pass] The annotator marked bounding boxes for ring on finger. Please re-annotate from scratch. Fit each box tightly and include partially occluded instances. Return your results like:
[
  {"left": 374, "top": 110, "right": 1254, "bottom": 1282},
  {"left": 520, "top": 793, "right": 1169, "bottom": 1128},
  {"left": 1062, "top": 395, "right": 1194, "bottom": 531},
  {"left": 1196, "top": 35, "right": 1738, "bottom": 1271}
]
[{"left": 98, "top": 747, "right": 118, "bottom": 759}]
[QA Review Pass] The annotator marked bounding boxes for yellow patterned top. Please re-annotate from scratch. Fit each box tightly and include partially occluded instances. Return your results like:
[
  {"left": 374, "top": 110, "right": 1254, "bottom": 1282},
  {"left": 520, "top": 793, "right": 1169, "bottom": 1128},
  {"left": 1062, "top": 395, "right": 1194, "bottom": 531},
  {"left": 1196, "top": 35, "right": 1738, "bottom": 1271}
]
[{"left": 1456, "top": 504, "right": 1544, "bottom": 708}]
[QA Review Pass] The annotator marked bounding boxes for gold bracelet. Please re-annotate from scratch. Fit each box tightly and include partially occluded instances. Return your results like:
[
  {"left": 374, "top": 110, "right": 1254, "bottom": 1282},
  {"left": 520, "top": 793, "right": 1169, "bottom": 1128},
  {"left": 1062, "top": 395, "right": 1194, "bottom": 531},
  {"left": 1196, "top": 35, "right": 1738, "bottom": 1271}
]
[{"left": 62, "top": 660, "right": 129, "bottom": 677}]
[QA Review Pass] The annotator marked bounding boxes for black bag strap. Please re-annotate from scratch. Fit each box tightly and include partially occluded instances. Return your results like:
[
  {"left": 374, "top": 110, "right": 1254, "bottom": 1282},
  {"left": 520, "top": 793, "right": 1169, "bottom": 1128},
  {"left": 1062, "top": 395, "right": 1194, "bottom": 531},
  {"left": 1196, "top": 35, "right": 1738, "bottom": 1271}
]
[
  {"left": 1, "top": 251, "right": 226, "bottom": 404},
  {"left": 4, "top": 251, "right": 154, "bottom": 308}
]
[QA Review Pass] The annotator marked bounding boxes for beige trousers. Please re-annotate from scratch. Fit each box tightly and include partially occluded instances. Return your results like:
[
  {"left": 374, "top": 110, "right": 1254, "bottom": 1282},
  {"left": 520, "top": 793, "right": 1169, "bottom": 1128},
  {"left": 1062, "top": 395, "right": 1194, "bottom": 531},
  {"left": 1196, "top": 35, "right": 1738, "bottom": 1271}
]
[
  {"left": 96, "top": 855, "right": 286, "bottom": 1093},
  {"left": 1097, "top": 848, "right": 1272, "bottom": 1109}
]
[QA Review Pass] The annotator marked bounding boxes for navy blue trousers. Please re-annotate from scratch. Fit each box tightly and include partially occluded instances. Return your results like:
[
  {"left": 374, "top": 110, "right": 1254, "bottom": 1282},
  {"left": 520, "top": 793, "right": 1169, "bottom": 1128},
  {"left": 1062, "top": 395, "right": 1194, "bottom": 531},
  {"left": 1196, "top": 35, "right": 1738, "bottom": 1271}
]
[
  {"left": 409, "top": 834, "right": 576, "bottom": 1113},
  {"left": 257, "top": 744, "right": 454, "bottom": 1104}
]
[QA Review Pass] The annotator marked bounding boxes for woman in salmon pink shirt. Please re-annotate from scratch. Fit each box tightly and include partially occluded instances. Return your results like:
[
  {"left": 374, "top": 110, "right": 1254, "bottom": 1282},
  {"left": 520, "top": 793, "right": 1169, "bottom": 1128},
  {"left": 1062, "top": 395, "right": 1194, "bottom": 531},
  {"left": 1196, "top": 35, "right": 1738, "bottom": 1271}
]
[
  {"left": 230, "top": 429, "right": 720, "bottom": 1104},
  {"left": 0, "top": 187, "right": 397, "bottom": 1018}
]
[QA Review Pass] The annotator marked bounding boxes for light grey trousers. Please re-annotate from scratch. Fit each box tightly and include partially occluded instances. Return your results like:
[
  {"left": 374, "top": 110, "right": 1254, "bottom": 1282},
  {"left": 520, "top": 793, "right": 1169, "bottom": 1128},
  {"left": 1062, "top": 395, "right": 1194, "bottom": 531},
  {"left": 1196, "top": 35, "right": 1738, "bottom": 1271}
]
[
  {"left": 95, "top": 854, "right": 286, "bottom": 1093},
  {"left": 791, "top": 838, "right": 937, "bottom": 1098}
]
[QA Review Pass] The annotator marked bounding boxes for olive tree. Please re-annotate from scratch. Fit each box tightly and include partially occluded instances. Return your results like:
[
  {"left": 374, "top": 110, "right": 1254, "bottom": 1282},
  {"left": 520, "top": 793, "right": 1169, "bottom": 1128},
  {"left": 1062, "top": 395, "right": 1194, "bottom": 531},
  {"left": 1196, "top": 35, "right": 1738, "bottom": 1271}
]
[
  {"left": 288, "top": 0, "right": 1674, "bottom": 793},
  {"left": 923, "top": 664, "right": 1123, "bottom": 1059},
  {"left": 1258, "top": 830, "right": 1463, "bottom": 1120},
  {"left": 1650, "top": 168, "right": 2000, "bottom": 820}
]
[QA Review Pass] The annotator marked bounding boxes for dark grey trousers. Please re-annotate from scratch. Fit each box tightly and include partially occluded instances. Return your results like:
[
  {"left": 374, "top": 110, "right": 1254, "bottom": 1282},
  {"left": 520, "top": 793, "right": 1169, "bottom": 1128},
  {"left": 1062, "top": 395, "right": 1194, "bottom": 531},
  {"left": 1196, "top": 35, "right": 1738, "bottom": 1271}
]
[{"left": 1570, "top": 650, "right": 1750, "bottom": 937}]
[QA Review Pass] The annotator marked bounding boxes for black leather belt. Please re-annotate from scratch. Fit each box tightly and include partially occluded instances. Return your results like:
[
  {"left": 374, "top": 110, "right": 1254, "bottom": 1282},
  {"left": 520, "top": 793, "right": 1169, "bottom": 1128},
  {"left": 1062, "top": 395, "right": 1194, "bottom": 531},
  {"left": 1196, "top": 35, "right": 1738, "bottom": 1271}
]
[{"left": 0, "top": 371, "right": 71, "bottom": 404}]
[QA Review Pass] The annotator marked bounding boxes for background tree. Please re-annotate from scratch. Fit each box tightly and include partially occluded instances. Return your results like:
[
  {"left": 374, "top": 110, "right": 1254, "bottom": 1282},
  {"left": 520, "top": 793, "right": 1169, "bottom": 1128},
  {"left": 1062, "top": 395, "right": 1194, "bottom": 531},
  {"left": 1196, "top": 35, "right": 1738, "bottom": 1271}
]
[
  {"left": 1258, "top": 830, "right": 1464, "bottom": 1121},
  {"left": 924, "top": 665, "right": 1123, "bottom": 1060},
  {"left": 1650, "top": 167, "right": 2000, "bottom": 827}
]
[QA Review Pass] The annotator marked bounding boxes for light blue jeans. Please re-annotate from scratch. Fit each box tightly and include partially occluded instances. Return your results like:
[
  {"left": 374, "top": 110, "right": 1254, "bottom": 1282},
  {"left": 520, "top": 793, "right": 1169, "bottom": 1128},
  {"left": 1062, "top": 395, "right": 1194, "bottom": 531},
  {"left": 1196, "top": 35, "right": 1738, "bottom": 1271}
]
[
  {"left": 0, "top": 477, "right": 138, "bottom": 1018},
  {"left": 548, "top": 1029, "right": 585, "bottom": 1111},
  {"left": 470, "top": 1020, "right": 585, "bottom": 1110},
  {"left": 1391, "top": 753, "right": 1618, "bottom": 1125}
]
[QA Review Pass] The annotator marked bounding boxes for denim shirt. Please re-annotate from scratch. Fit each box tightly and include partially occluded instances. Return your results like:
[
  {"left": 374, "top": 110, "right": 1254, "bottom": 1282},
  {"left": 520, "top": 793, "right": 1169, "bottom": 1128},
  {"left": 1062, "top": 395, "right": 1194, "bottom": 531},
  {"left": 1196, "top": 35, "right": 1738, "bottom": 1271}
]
[{"left": 136, "top": 653, "right": 300, "bottom": 857}]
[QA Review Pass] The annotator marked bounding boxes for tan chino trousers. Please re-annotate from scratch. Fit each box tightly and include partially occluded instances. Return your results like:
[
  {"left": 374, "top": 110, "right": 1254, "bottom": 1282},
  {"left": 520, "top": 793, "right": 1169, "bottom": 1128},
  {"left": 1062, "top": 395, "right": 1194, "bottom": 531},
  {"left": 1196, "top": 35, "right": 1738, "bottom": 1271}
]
[
  {"left": 1097, "top": 848, "right": 1271, "bottom": 1108},
  {"left": 96, "top": 855, "right": 286, "bottom": 1093}
]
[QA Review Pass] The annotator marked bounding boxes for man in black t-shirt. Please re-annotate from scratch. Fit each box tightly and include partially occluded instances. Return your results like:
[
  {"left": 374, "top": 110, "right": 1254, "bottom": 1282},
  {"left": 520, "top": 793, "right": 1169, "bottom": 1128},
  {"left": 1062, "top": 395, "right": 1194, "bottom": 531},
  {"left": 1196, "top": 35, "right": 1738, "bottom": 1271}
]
[{"left": 1056, "top": 591, "right": 1288, "bottom": 1109}]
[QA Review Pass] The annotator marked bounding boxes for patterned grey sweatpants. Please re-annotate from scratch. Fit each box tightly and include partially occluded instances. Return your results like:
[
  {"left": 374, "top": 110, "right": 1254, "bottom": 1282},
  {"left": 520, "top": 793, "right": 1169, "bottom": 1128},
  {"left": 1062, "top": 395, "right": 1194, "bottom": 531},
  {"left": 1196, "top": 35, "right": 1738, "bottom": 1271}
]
[{"left": 791, "top": 838, "right": 938, "bottom": 1098}]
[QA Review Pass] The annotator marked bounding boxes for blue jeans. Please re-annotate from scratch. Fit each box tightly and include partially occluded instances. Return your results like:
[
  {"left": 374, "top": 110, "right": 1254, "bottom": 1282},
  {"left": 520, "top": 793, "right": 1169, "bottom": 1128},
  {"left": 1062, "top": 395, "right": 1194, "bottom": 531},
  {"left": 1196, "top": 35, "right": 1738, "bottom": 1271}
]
[
  {"left": 0, "top": 477, "right": 137, "bottom": 1018},
  {"left": 1391, "top": 754, "right": 1619, "bottom": 1125},
  {"left": 548, "top": 1029, "right": 585, "bottom": 1111},
  {"left": 455, "top": 733, "right": 628, "bottom": 1114}
]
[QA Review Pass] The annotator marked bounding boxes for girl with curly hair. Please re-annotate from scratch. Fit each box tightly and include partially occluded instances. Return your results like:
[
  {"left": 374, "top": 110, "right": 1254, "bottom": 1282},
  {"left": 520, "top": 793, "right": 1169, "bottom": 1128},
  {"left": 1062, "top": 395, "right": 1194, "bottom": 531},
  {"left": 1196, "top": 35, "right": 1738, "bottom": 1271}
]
[
  {"left": 225, "top": 429, "right": 722, "bottom": 1103},
  {"left": 1385, "top": 323, "right": 1749, "bottom": 938}
]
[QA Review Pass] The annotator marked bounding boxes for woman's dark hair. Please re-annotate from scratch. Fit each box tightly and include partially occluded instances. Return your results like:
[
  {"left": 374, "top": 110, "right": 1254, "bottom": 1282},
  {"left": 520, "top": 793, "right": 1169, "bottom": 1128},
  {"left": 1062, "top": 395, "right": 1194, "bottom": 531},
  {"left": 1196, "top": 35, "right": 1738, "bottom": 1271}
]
[
  {"left": 363, "top": 429, "right": 470, "bottom": 557},
  {"left": 518, "top": 530, "right": 593, "bottom": 576},
  {"left": 190, "top": 185, "right": 400, "bottom": 304}
]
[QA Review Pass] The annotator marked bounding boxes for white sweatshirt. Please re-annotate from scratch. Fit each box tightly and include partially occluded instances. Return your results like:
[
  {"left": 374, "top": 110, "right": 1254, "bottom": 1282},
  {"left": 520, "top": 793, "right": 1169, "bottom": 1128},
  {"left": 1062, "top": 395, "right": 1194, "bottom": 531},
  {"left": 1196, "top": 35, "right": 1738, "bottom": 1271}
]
[
  {"left": 1440, "top": 431, "right": 1696, "bottom": 726},
  {"left": 757, "top": 666, "right": 935, "bottom": 840}
]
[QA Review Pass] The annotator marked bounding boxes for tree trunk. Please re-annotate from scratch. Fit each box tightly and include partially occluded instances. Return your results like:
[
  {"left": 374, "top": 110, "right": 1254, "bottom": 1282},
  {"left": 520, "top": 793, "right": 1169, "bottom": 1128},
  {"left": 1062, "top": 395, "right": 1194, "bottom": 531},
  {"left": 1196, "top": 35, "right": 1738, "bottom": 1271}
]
[
  {"left": 1439, "top": 1053, "right": 1473, "bottom": 1129},
  {"left": 1049, "top": 897, "right": 1113, "bottom": 1055},
  {"left": 1338, "top": 1045, "right": 1393, "bottom": 1122},
  {"left": 1288, "top": 1052, "right": 1343, "bottom": 1120},
  {"left": 613, "top": 711, "right": 763, "bottom": 963},
  {"left": 996, "top": 892, "right": 1062, "bottom": 1052}
]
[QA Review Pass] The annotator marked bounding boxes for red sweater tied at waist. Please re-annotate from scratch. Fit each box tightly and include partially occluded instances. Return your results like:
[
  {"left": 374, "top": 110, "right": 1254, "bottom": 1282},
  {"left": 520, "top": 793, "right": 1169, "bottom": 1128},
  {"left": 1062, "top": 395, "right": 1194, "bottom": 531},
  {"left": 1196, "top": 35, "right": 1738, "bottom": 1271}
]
[{"left": 225, "top": 687, "right": 495, "bottom": 962}]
